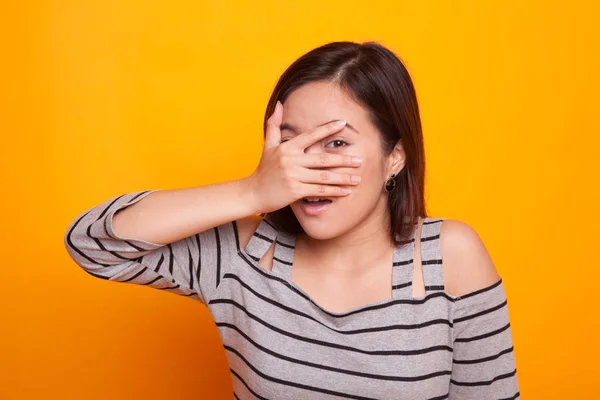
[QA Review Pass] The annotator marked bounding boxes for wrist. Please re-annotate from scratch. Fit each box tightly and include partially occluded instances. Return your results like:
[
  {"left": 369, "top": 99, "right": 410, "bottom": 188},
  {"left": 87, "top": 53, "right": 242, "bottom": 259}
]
[{"left": 236, "top": 175, "right": 263, "bottom": 216}]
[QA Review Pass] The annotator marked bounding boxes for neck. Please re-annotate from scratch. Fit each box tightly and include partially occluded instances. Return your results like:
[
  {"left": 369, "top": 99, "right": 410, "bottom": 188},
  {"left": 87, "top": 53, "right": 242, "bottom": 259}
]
[{"left": 297, "top": 201, "right": 394, "bottom": 275}]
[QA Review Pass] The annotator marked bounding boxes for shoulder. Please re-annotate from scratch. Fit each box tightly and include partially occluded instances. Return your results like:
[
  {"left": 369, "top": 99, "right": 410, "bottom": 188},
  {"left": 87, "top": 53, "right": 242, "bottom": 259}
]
[
  {"left": 234, "top": 214, "right": 263, "bottom": 250},
  {"left": 438, "top": 218, "right": 501, "bottom": 298}
]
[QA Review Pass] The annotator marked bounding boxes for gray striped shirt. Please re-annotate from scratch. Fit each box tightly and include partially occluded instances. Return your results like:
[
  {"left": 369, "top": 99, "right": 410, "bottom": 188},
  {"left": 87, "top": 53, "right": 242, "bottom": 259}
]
[{"left": 64, "top": 189, "right": 520, "bottom": 399}]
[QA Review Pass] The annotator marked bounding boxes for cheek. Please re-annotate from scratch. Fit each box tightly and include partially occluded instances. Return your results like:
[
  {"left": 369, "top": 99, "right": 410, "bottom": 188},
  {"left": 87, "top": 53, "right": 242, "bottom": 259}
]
[
  {"left": 329, "top": 168, "right": 383, "bottom": 215},
  {"left": 355, "top": 162, "right": 384, "bottom": 190},
  {"left": 327, "top": 156, "right": 384, "bottom": 192}
]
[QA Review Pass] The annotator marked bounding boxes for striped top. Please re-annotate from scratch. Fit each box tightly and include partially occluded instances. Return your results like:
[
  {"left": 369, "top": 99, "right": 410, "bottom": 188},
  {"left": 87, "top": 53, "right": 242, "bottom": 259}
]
[{"left": 64, "top": 189, "right": 520, "bottom": 400}]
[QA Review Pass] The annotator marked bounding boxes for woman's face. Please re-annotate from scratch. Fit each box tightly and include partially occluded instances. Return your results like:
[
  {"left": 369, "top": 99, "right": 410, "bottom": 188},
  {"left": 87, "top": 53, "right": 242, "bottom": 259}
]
[{"left": 281, "top": 80, "right": 405, "bottom": 240}]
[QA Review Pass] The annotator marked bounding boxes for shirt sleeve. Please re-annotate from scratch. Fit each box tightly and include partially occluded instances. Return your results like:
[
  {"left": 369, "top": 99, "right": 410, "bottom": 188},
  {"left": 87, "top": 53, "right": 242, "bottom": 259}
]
[
  {"left": 63, "top": 190, "right": 237, "bottom": 305},
  {"left": 449, "top": 279, "right": 520, "bottom": 400}
]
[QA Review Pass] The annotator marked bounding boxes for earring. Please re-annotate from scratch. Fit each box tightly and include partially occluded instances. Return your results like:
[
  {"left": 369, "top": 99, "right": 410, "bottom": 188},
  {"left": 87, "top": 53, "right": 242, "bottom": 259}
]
[{"left": 385, "top": 173, "right": 396, "bottom": 192}]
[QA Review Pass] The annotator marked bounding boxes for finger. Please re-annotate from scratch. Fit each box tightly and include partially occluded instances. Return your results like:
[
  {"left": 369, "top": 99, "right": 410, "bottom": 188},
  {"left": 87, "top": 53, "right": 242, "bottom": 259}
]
[
  {"left": 296, "top": 153, "right": 363, "bottom": 168},
  {"left": 300, "top": 183, "right": 353, "bottom": 198},
  {"left": 264, "top": 101, "right": 283, "bottom": 151},
  {"left": 291, "top": 119, "right": 347, "bottom": 151},
  {"left": 299, "top": 169, "right": 361, "bottom": 186}
]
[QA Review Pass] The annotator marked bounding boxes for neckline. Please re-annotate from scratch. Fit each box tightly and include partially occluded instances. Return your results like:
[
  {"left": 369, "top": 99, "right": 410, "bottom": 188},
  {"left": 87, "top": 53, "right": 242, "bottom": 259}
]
[{"left": 242, "top": 216, "right": 420, "bottom": 317}]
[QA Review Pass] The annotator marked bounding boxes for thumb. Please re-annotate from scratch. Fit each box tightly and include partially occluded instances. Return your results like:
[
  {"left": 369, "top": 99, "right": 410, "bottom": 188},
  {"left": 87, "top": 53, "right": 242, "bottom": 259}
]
[{"left": 264, "top": 100, "right": 283, "bottom": 151}]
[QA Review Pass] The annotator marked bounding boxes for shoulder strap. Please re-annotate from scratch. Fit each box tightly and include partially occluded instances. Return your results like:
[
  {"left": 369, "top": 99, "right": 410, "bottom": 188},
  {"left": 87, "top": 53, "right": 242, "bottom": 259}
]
[
  {"left": 391, "top": 218, "right": 420, "bottom": 300},
  {"left": 419, "top": 217, "right": 446, "bottom": 294},
  {"left": 243, "top": 217, "right": 277, "bottom": 262}
]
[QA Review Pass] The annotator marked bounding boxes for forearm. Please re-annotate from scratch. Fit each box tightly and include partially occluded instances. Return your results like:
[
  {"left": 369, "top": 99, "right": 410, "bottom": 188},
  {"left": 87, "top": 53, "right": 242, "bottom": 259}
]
[{"left": 111, "top": 177, "right": 259, "bottom": 245}]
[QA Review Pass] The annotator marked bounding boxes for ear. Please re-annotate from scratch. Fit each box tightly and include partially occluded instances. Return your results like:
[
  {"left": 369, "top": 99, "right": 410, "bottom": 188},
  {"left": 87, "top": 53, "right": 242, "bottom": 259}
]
[{"left": 388, "top": 140, "right": 406, "bottom": 175}]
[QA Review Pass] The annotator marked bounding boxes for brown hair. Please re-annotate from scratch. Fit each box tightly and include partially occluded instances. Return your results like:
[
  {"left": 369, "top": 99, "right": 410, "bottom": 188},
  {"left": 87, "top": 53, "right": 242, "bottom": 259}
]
[{"left": 261, "top": 41, "right": 428, "bottom": 246}]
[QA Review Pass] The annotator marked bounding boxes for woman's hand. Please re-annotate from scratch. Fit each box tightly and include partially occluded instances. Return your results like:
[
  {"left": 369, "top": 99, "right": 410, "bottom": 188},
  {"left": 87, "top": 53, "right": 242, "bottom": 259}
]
[{"left": 245, "top": 101, "right": 363, "bottom": 214}]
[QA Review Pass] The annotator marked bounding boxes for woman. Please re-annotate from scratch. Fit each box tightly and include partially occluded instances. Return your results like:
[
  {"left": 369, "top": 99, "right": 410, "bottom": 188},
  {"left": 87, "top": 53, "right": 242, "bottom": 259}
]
[{"left": 64, "top": 41, "right": 519, "bottom": 399}]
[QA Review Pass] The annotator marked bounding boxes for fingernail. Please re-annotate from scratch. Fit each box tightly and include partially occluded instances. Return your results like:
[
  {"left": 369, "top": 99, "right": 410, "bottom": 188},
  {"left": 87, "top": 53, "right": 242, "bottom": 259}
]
[
  {"left": 351, "top": 175, "right": 361, "bottom": 183},
  {"left": 341, "top": 187, "right": 352, "bottom": 194},
  {"left": 335, "top": 120, "right": 347, "bottom": 127},
  {"left": 352, "top": 156, "right": 363, "bottom": 164}
]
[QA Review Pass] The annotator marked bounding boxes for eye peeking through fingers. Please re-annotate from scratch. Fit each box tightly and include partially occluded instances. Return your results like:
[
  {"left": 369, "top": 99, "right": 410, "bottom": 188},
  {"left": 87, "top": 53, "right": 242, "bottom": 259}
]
[
  {"left": 280, "top": 138, "right": 349, "bottom": 147},
  {"left": 325, "top": 139, "right": 350, "bottom": 149}
]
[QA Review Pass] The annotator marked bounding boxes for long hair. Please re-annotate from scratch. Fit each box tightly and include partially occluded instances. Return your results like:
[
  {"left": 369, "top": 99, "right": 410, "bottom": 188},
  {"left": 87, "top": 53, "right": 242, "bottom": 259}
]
[{"left": 262, "top": 41, "right": 428, "bottom": 246}]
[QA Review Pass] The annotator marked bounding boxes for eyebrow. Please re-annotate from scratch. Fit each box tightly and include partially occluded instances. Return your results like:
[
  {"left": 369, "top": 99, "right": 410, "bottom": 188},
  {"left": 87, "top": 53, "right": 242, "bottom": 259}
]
[{"left": 280, "top": 120, "right": 360, "bottom": 135}]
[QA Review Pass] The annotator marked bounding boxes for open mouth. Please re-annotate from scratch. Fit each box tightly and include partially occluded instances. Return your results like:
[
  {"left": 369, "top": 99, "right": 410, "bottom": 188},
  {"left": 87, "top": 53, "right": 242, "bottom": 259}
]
[{"left": 301, "top": 197, "right": 333, "bottom": 205}]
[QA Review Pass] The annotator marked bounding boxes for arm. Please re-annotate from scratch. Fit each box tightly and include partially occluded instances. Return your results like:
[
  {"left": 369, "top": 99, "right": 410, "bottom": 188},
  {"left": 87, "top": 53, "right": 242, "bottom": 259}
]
[
  {"left": 110, "top": 179, "right": 259, "bottom": 245},
  {"left": 441, "top": 220, "right": 520, "bottom": 399},
  {"left": 63, "top": 104, "right": 364, "bottom": 304},
  {"left": 63, "top": 178, "right": 260, "bottom": 304},
  {"left": 449, "top": 280, "right": 519, "bottom": 399}
]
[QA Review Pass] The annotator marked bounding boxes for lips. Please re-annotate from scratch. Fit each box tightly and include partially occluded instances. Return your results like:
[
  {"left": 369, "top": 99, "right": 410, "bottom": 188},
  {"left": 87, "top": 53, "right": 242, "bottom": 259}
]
[{"left": 298, "top": 198, "right": 333, "bottom": 216}]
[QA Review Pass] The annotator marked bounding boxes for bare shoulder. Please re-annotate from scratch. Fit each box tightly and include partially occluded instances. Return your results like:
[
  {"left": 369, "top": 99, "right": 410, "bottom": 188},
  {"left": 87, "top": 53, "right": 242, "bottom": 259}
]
[
  {"left": 234, "top": 214, "right": 263, "bottom": 251},
  {"left": 439, "top": 218, "right": 501, "bottom": 297}
]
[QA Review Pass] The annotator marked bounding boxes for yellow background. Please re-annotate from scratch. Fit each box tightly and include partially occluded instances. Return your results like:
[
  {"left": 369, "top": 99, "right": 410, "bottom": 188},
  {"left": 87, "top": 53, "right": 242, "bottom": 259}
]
[{"left": 2, "top": 1, "right": 598, "bottom": 399}]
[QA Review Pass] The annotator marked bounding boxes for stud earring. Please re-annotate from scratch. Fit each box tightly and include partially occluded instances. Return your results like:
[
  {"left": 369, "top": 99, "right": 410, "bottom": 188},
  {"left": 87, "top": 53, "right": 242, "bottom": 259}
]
[{"left": 385, "top": 173, "right": 396, "bottom": 192}]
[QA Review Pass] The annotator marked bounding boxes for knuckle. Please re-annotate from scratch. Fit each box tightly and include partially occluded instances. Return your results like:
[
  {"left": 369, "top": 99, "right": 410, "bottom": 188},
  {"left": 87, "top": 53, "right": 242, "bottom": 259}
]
[
  {"left": 277, "top": 158, "right": 285, "bottom": 172},
  {"left": 281, "top": 169, "right": 292, "bottom": 183},
  {"left": 319, "top": 154, "right": 329, "bottom": 165},
  {"left": 279, "top": 154, "right": 289, "bottom": 167},
  {"left": 318, "top": 185, "right": 326, "bottom": 194},
  {"left": 320, "top": 170, "right": 330, "bottom": 181},
  {"left": 289, "top": 171, "right": 298, "bottom": 184}
]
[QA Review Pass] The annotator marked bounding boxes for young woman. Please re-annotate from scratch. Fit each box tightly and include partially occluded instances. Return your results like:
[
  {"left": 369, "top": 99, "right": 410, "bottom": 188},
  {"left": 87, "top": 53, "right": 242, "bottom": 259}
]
[{"left": 64, "top": 41, "right": 519, "bottom": 399}]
